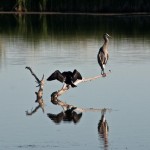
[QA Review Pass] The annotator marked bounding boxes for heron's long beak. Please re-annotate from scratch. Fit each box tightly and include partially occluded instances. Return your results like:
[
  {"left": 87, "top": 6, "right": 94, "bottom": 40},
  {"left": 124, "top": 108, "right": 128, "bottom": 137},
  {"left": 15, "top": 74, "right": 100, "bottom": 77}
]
[
  {"left": 108, "top": 34, "right": 111, "bottom": 38},
  {"left": 105, "top": 33, "right": 111, "bottom": 38}
]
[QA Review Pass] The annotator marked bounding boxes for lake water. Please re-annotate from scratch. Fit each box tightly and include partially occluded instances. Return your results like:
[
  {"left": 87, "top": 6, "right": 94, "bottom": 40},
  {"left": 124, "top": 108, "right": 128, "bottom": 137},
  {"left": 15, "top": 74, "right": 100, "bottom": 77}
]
[{"left": 0, "top": 14, "right": 150, "bottom": 150}]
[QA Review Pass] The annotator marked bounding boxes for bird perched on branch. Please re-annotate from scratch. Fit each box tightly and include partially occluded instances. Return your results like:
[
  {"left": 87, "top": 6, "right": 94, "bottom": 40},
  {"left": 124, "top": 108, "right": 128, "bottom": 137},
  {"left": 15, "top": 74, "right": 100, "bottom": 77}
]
[
  {"left": 47, "top": 69, "right": 82, "bottom": 88},
  {"left": 97, "top": 33, "right": 111, "bottom": 77}
]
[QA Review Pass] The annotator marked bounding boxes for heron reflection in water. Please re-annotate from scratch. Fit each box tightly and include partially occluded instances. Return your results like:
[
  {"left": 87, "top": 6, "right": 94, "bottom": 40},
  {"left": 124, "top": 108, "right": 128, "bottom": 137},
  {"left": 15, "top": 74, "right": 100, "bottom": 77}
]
[
  {"left": 97, "top": 33, "right": 111, "bottom": 77},
  {"left": 98, "top": 109, "right": 109, "bottom": 150}
]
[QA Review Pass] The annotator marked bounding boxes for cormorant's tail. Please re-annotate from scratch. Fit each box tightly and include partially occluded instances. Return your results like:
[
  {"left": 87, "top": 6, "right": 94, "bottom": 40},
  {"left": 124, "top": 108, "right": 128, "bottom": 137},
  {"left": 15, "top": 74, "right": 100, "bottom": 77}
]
[{"left": 71, "top": 83, "right": 77, "bottom": 88}]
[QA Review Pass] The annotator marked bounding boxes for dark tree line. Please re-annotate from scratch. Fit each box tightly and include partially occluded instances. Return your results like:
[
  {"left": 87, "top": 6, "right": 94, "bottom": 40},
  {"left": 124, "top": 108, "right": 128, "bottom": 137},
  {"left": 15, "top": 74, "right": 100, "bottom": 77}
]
[{"left": 0, "top": 0, "right": 150, "bottom": 13}]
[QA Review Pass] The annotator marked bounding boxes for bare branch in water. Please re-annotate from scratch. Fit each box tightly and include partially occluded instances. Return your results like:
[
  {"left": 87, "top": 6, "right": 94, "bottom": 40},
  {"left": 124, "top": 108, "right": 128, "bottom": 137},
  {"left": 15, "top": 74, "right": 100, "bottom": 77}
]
[
  {"left": 25, "top": 66, "right": 40, "bottom": 84},
  {"left": 81, "top": 70, "right": 111, "bottom": 83},
  {"left": 56, "top": 70, "right": 111, "bottom": 97},
  {"left": 25, "top": 66, "right": 45, "bottom": 116}
]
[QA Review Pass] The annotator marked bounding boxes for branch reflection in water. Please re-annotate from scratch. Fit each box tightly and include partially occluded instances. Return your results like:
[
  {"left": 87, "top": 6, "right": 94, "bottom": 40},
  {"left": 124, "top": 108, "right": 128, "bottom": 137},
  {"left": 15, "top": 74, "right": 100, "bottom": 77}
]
[
  {"left": 49, "top": 92, "right": 111, "bottom": 149},
  {"left": 48, "top": 91, "right": 83, "bottom": 124}
]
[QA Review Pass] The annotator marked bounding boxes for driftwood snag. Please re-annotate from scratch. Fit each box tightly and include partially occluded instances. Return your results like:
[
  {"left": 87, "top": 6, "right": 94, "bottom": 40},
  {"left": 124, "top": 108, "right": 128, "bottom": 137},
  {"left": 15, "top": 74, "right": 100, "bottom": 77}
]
[
  {"left": 25, "top": 66, "right": 45, "bottom": 116},
  {"left": 49, "top": 70, "right": 112, "bottom": 113},
  {"left": 53, "top": 70, "right": 111, "bottom": 98},
  {"left": 52, "top": 70, "right": 111, "bottom": 97},
  {"left": 25, "top": 67, "right": 111, "bottom": 115}
]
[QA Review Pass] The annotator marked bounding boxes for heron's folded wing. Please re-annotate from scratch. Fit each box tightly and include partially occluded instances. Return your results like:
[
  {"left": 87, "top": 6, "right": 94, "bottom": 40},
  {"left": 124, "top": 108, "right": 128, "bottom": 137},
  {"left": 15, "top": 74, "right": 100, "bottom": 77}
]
[
  {"left": 98, "top": 51, "right": 105, "bottom": 64},
  {"left": 104, "top": 53, "right": 109, "bottom": 64}
]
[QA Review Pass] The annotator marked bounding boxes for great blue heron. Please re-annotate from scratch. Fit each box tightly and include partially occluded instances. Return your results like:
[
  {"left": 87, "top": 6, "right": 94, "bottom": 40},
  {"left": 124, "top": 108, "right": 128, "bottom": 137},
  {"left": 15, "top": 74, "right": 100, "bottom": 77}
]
[
  {"left": 97, "top": 33, "right": 111, "bottom": 76},
  {"left": 47, "top": 69, "right": 82, "bottom": 88}
]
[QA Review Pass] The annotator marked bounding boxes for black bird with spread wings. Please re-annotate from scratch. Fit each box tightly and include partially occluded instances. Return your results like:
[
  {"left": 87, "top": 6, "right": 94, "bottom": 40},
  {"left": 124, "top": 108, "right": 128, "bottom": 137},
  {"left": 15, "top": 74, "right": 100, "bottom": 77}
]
[{"left": 47, "top": 69, "right": 82, "bottom": 88}]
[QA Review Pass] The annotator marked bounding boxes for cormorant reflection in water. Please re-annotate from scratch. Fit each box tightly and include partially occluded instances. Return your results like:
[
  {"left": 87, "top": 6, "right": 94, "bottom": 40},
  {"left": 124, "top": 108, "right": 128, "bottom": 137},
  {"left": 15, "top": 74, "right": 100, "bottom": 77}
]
[{"left": 47, "top": 107, "right": 82, "bottom": 124}]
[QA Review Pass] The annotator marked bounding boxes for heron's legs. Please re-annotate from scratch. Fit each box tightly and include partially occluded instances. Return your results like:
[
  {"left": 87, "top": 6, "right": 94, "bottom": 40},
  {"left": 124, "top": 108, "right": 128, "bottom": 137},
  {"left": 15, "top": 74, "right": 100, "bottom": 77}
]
[{"left": 101, "top": 69, "right": 106, "bottom": 77}]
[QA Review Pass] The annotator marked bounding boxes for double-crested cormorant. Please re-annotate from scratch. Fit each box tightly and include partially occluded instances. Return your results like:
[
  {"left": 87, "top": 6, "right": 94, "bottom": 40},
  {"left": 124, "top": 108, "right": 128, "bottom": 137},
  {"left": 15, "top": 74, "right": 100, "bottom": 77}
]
[
  {"left": 47, "top": 69, "right": 82, "bottom": 88},
  {"left": 97, "top": 33, "right": 111, "bottom": 76}
]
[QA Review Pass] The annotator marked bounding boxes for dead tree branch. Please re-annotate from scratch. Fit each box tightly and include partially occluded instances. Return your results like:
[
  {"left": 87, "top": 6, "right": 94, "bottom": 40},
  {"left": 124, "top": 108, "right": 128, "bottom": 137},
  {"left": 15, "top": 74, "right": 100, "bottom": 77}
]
[
  {"left": 25, "top": 66, "right": 45, "bottom": 116},
  {"left": 56, "top": 70, "right": 111, "bottom": 97},
  {"left": 26, "top": 66, "right": 40, "bottom": 83}
]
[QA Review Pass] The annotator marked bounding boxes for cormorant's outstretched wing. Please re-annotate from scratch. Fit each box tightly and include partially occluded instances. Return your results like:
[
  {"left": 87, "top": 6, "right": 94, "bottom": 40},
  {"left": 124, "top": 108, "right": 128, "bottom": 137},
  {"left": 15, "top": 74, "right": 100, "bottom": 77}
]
[
  {"left": 47, "top": 112, "right": 64, "bottom": 124},
  {"left": 62, "top": 71, "right": 72, "bottom": 77},
  {"left": 73, "top": 112, "right": 82, "bottom": 123},
  {"left": 47, "top": 70, "right": 65, "bottom": 83},
  {"left": 72, "top": 69, "right": 82, "bottom": 82}
]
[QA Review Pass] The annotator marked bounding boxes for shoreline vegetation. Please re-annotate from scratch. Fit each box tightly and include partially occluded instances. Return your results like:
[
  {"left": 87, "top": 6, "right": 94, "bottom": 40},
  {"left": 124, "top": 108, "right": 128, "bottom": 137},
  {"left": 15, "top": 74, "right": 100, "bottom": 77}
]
[
  {"left": 0, "top": 11, "right": 150, "bottom": 16},
  {"left": 0, "top": 0, "right": 150, "bottom": 14},
  {"left": 0, "top": 12, "right": 150, "bottom": 39}
]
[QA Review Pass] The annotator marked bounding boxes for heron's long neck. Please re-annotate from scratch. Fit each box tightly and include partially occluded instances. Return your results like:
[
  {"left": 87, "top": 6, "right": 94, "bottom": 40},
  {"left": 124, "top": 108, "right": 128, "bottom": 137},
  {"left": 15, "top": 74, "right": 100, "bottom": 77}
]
[
  {"left": 101, "top": 114, "right": 106, "bottom": 122},
  {"left": 103, "top": 38, "right": 109, "bottom": 51}
]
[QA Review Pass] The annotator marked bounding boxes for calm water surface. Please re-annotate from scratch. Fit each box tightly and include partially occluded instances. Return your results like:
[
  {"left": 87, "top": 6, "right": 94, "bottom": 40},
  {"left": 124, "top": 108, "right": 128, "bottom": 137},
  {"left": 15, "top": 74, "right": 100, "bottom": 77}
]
[{"left": 0, "top": 14, "right": 150, "bottom": 150}]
